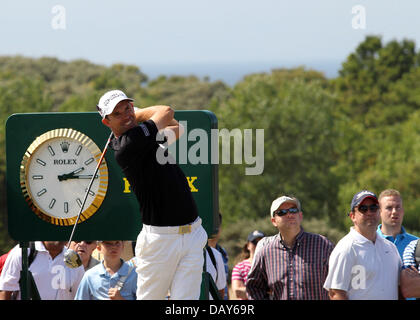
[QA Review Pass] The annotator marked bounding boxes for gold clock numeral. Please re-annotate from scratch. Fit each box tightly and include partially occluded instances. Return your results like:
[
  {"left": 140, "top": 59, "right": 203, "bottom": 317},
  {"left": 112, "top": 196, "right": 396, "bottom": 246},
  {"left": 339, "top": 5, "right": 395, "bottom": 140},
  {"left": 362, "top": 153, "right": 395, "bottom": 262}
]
[
  {"left": 37, "top": 189, "right": 47, "bottom": 197},
  {"left": 76, "top": 198, "right": 83, "bottom": 208}
]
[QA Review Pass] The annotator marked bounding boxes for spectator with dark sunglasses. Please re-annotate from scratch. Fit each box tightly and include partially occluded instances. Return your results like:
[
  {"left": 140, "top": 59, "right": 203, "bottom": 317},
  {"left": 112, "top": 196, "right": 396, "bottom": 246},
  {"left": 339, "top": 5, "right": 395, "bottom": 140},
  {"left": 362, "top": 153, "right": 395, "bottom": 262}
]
[
  {"left": 246, "top": 195, "right": 334, "bottom": 300},
  {"left": 324, "top": 190, "right": 401, "bottom": 300},
  {"left": 69, "top": 241, "right": 100, "bottom": 271}
]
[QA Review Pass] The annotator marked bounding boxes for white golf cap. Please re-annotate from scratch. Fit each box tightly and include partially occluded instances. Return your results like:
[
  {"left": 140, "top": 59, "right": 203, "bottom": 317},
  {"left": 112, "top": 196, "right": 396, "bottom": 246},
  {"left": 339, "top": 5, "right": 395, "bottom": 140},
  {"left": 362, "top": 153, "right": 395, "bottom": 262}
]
[
  {"left": 270, "top": 196, "right": 301, "bottom": 217},
  {"left": 97, "top": 90, "right": 134, "bottom": 119}
]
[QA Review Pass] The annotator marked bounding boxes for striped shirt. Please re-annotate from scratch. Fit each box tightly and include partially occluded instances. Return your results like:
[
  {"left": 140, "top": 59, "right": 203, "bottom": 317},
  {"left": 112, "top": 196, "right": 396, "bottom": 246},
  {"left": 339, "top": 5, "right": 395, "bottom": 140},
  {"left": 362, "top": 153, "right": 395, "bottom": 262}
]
[
  {"left": 246, "top": 230, "right": 334, "bottom": 300},
  {"left": 232, "top": 259, "right": 252, "bottom": 284},
  {"left": 402, "top": 239, "right": 420, "bottom": 270}
]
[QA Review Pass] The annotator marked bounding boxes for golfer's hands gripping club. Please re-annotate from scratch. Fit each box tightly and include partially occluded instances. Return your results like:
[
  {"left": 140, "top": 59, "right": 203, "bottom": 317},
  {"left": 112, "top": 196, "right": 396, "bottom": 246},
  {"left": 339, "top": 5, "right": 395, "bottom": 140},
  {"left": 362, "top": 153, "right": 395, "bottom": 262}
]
[{"left": 63, "top": 248, "right": 82, "bottom": 269}]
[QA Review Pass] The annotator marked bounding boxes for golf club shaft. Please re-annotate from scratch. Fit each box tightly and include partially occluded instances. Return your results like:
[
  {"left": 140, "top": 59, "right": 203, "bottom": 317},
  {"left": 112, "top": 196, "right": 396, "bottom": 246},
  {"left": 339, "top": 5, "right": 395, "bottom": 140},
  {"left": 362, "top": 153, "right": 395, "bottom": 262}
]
[{"left": 66, "top": 131, "right": 114, "bottom": 248}]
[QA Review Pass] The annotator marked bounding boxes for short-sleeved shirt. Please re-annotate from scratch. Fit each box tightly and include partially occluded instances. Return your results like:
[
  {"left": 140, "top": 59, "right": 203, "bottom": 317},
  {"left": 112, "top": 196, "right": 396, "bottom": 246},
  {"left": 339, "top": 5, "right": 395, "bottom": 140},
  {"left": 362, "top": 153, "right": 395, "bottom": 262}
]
[
  {"left": 402, "top": 239, "right": 420, "bottom": 270},
  {"left": 401, "top": 239, "right": 419, "bottom": 300},
  {"left": 86, "top": 257, "right": 100, "bottom": 271},
  {"left": 377, "top": 225, "right": 418, "bottom": 259},
  {"left": 0, "top": 242, "right": 85, "bottom": 300},
  {"left": 75, "top": 260, "right": 137, "bottom": 300},
  {"left": 232, "top": 260, "right": 251, "bottom": 285},
  {"left": 324, "top": 227, "right": 401, "bottom": 300},
  {"left": 0, "top": 250, "right": 11, "bottom": 275},
  {"left": 206, "top": 247, "right": 227, "bottom": 300},
  {"left": 110, "top": 120, "right": 198, "bottom": 226}
]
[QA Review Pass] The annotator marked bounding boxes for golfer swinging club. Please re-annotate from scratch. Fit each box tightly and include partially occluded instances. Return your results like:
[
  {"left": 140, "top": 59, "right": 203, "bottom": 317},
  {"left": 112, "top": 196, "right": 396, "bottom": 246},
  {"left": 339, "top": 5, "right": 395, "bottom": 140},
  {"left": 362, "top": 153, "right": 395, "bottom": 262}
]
[{"left": 97, "top": 90, "right": 208, "bottom": 300}]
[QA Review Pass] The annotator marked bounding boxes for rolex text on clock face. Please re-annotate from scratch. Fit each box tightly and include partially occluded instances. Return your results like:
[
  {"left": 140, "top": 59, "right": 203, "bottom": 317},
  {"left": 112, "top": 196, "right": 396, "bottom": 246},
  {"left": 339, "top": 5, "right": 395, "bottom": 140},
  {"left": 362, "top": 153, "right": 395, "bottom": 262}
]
[{"left": 20, "top": 129, "right": 109, "bottom": 226}]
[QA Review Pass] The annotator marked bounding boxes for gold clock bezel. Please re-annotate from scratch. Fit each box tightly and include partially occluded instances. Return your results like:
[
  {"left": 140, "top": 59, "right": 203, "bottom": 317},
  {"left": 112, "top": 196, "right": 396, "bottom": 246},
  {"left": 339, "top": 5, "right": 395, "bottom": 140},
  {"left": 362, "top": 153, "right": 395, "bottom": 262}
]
[{"left": 20, "top": 128, "right": 109, "bottom": 226}]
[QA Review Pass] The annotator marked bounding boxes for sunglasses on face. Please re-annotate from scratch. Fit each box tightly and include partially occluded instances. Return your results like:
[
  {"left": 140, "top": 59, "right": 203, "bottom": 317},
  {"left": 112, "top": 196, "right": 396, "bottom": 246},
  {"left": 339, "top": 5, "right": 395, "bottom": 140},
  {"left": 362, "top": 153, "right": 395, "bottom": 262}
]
[
  {"left": 357, "top": 204, "right": 379, "bottom": 214},
  {"left": 274, "top": 207, "right": 299, "bottom": 217}
]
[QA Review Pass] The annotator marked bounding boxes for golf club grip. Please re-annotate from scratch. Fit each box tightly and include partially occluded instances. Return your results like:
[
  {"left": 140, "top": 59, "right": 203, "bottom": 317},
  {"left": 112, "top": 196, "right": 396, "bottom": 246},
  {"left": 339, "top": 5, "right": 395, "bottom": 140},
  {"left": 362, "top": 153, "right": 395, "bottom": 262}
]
[{"left": 66, "top": 131, "right": 114, "bottom": 246}]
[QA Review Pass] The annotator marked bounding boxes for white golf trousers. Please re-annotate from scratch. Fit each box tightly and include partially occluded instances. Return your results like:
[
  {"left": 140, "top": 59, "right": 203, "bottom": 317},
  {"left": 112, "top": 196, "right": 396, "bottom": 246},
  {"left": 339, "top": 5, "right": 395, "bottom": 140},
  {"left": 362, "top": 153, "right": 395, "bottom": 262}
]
[{"left": 135, "top": 217, "right": 208, "bottom": 300}]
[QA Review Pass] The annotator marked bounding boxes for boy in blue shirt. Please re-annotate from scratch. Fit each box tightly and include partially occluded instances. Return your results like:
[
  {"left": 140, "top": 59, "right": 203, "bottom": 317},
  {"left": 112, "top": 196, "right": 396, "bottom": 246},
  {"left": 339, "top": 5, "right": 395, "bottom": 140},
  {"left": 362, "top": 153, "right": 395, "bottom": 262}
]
[{"left": 75, "top": 241, "right": 137, "bottom": 300}]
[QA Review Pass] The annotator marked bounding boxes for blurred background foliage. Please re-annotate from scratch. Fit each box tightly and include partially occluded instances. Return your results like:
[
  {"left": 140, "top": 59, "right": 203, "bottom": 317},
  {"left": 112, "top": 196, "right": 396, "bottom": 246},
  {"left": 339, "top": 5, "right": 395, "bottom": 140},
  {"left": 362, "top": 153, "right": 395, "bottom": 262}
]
[{"left": 1, "top": 35, "right": 420, "bottom": 262}]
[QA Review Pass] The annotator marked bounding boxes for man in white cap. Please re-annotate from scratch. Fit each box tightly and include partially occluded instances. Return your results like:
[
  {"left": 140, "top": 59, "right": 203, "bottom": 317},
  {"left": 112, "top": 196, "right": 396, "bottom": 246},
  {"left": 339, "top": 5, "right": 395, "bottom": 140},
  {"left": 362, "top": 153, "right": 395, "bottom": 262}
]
[
  {"left": 246, "top": 195, "right": 334, "bottom": 300},
  {"left": 97, "top": 90, "right": 208, "bottom": 300}
]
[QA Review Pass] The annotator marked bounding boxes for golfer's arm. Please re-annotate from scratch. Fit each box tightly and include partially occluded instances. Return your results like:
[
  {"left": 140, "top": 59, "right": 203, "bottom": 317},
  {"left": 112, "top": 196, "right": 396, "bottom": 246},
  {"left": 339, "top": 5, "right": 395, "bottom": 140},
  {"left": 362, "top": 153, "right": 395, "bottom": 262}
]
[
  {"left": 135, "top": 105, "right": 184, "bottom": 143},
  {"left": 328, "top": 289, "right": 348, "bottom": 300},
  {"left": 163, "top": 120, "right": 184, "bottom": 144},
  {"left": 135, "top": 105, "right": 173, "bottom": 125}
]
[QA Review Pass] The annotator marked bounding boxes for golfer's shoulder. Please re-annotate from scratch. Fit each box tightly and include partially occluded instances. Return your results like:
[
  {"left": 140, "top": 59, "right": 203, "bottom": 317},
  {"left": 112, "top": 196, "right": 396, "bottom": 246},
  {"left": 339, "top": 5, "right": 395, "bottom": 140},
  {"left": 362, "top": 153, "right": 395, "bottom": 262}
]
[
  {"left": 110, "top": 128, "right": 140, "bottom": 158},
  {"left": 114, "top": 124, "right": 157, "bottom": 150}
]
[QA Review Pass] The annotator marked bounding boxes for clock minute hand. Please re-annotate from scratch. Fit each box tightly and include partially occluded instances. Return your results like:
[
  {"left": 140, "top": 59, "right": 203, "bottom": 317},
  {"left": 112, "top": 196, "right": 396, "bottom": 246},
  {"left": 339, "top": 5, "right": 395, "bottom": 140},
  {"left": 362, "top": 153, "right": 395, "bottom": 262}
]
[
  {"left": 57, "top": 167, "right": 85, "bottom": 181},
  {"left": 68, "top": 174, "right": 99, "bottom": 179}
]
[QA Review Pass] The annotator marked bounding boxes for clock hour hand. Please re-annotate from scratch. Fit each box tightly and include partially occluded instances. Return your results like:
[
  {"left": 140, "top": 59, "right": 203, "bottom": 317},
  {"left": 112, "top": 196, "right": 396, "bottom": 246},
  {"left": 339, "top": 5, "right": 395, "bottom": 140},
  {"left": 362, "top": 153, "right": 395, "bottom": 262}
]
[{"left": 57, "top": 167, "right": 85, "bottom": 181}]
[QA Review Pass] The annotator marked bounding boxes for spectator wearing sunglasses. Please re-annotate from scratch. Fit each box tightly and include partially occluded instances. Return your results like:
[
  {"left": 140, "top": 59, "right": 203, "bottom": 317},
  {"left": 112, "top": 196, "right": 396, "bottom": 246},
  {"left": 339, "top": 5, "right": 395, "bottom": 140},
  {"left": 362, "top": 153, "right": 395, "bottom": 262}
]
[
  {"left": 246, "top": 195, "right": 334, "bottom": 300},
  {"left": 324, "top": 190, "right": 401, "bottom": 300},
  {"left": 231, "top": 230, "right": 265, "bottom": 300},
  {"left": 376, "top": 189, "right": 418, "bottom": 259},
  {"left": 69, "top": 241, "right": 100, "bottom": 271}
]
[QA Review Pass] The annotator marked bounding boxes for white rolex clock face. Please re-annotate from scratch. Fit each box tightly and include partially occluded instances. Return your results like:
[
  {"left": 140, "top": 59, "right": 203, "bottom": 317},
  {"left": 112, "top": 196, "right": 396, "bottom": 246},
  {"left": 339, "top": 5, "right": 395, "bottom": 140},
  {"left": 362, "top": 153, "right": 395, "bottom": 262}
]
[{"left": 20, "top": 128, "right": 108, "bottom": 226}]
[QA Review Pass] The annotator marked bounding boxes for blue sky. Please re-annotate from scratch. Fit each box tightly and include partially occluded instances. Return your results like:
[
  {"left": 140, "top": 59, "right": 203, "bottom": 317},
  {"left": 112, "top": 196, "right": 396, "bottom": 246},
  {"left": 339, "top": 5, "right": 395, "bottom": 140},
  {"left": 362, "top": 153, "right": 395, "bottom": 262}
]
[{"left": 1, "top": 1, "right": 419, "bottom": 83}]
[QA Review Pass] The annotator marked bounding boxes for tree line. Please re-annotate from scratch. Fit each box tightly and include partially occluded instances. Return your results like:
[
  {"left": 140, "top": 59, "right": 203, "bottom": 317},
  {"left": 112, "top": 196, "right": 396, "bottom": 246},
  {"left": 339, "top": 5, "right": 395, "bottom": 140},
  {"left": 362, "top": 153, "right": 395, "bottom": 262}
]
[{"left": 1, "top": 35, "right": 419, "bottom": 258}]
